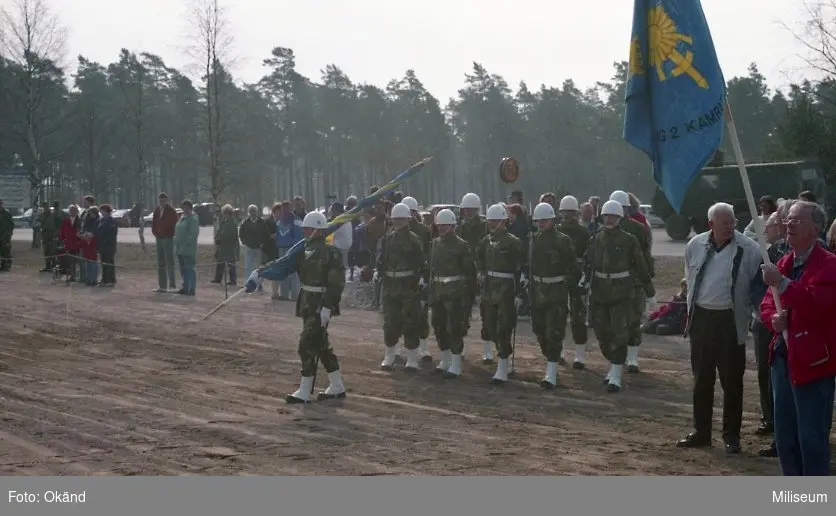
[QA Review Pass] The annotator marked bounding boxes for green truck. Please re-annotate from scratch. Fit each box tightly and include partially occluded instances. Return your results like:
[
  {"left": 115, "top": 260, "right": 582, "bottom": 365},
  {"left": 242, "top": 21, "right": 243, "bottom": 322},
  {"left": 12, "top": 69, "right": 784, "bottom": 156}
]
[{"left": 652, "top": 158, "right": 829, "bottom": 241}]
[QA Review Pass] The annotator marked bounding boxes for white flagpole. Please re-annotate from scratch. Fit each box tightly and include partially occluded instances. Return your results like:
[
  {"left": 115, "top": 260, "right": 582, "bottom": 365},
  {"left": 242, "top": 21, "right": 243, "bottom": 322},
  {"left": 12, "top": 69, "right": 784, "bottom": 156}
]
[{"left": 724, "top": 101, "right": 787, "bottom": 338}]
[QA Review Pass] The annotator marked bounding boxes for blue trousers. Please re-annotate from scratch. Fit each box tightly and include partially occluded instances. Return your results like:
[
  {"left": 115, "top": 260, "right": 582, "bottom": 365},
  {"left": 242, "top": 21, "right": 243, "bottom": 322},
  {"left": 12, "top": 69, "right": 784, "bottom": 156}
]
[{"left": 771, "top": 353, "right": 834, "bottom": 476}]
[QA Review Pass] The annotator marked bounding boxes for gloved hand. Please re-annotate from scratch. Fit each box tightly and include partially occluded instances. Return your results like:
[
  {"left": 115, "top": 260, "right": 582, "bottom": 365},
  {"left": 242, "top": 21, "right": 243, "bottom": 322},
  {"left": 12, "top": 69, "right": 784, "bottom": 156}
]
[
  {"left": 514, "top": 296, "right": 524, "bottom": 310},
  {"left": 418, "top": 277, "right": 426, "bottom": 289},
  {"left": 245, "top": 270, "right": 260, "bottom": 293},
  {"left": 319, "top": 307, "right": 331, "bottom": 327},
  {"left": 645, "top": 296, "right": 657, "bottom": 312},
  {"left": 373, "top": 270, "right": 380, "bottom": 283},
  {"left": 577, "top": 275, "right": 590, "bottom": 292},
  {"left": 519, "top": 273, "right": 529, "bottom": 289}
]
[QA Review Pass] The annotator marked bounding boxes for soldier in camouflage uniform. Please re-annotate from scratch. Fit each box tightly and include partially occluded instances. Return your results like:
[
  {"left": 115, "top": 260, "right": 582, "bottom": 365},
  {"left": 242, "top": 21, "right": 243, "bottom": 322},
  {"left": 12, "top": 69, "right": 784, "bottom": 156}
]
[
  {"left": 428, "top": 209, "right": 477, "bottom": 378},
  {"left": 37, "top": 201, "right": 57, "bottom": 272},
  {"left": 376, "top": 202, "right": 429, "bottom": 372},
  {"left": 476, "top": 203, "right": 524, "bottom": 384},
  {"left": 529, "top": 202, "right": 582, "bottom": 389},
  {"left": 586, "top": 200, "right": 655, "bottom": 393},
  {"left": 609, "top": 190, "right": 656, "bottom": 373},
  {"left": 456, "top": 192, "right": 486, "bottom": 361},
  {"left": 0, "top": 199, "right": 13, "bottom": 271},
  {"left": 399, "top": 196, "right": 434, "bottom": 363},
  {"left": 275, "top": 211, "right": 347, "bottom": 404},
  {"left": 557, "top": 195, "right": 592, "bottom": 369}
]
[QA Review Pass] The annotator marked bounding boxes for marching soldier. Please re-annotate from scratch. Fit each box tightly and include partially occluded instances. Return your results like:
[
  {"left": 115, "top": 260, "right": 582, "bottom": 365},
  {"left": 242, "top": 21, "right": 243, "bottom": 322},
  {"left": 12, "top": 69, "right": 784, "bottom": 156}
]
[
  {"left": 401, "top": 196, "right": 434, "bottom": 363},
  {"left": 476, "top": 203, "right": 524, "bottom": 384},
  {"left": 456, "top": 192, "right": 487, "bottom": 361},
  {"left": 586, "top": 200, "right": 654, "bottom": 393},
  {"left": 557, "top": 195, "right": 591, "bottom": 369},
  {"left": 428, "top": 209, "right": 477, "bottom": 378},
  {"left": 530, "top": 202, "right": 582, "bottom": 389},
  {"left": 282, "top": 211, "right": 348, "bottom": 404},
  {"left": 609, "top": 190, "right": 656, "bottom": 373},
  {"left": 377, "top": 202, "right": 429, "bottom": 372}
]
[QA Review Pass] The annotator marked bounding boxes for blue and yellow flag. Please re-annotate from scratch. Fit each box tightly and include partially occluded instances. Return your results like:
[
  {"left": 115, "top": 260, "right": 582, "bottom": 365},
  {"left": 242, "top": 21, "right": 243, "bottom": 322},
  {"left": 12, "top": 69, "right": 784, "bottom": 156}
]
[
  {"left": 259, "top": 157, "right": 432, "bottom": 282},
  {"left": 623, "top": 0, "right": 726, "bottom": 212}
]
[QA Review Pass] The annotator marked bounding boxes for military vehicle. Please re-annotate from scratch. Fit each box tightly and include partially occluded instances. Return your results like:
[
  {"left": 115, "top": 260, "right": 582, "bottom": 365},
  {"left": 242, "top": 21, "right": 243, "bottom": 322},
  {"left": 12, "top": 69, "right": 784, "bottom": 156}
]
[{"left": 652, "top": 157, "right": 828, "bottom": 240}]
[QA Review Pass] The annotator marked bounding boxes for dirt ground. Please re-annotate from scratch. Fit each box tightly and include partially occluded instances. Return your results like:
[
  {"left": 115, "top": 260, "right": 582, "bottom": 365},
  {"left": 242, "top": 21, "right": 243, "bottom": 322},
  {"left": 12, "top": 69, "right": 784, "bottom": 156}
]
[{"left": 0, "top": 244, "right": 818, "bottom": 476}]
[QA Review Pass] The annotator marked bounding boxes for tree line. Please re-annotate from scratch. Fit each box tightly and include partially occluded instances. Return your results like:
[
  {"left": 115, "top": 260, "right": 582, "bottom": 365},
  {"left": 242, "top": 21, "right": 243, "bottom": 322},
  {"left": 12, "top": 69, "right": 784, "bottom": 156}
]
[{"left": 1, "top": 0, "right": 835, "bottom": 212}]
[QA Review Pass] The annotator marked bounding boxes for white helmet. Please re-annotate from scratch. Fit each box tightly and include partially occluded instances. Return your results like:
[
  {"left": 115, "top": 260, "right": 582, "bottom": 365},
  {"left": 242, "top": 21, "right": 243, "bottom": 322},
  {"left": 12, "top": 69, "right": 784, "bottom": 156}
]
[
  {"left": 460, "top": 192, "right": 482, "bottom": 209},
  {"left": 558, "top": 195, "right": 579, "bottom": 212},
  {"left": 609, "top": 190, "right": 630, "bottom": 206},
  {"left": 401, "top": 196, "right": 419, "bottom": 212},
  {"left": 301, "top": 211, "right": 328, "bottom": 229},
  {"left": 390, "top": 202, "right": 411, "bottom": 219},
  {"left": 486, "top": 203, "right": 509, "bottom": 221},
  {"left": 435, "top": 208, "right": 457, "bottom": 225},
  {"left": 601, "top": 200, "right": 624, "bottom": 217},
  {"left": 532, "top": 202, "right": 556, "bottom": 221}
]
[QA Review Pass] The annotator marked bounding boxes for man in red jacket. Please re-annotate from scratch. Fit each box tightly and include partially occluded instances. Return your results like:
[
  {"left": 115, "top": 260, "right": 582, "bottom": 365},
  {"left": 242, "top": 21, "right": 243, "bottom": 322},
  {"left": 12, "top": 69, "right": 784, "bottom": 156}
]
[
  {"left": 760, "top": 200, "right": 836, "bottom": 476},
  {"left": 152, "top": 192, "right": 179, "bottom": 292}
]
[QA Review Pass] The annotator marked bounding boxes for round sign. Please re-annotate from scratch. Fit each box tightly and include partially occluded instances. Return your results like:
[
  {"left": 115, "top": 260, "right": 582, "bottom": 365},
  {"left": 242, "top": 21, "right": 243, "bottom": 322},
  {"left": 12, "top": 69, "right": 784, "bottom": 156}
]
[{"left": 499, "top": 157, "right": 520, "bottom": 184}]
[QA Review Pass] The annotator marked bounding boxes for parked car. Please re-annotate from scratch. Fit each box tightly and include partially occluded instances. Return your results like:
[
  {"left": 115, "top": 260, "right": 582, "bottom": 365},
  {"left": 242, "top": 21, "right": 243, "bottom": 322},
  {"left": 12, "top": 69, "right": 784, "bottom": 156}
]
[
  {"left": 13, "top": 208, "right": 34, "bottom": 228},
  {"left": 111, "top": 209, "right": 133, "bottom": 227},
  {"left": 640, "top": 204, "right": 664, "bottom": 228}
]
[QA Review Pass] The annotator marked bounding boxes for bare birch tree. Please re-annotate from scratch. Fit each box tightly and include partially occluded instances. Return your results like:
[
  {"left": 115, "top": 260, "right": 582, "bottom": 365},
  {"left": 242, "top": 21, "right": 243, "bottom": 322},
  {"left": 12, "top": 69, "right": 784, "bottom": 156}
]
[
  {"left": 184, "top": 0, "right": 234, "bottom": 209},
  {"left": 0, "top": 0, "right": 67, "bottom": 205}
]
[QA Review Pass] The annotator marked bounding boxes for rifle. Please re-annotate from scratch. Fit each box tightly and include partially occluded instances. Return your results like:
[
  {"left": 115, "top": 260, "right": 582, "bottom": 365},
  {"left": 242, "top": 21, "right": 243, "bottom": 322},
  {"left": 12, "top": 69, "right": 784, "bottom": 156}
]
[{"left": 579, "top": 216, "right": 599, "bottom": 291}]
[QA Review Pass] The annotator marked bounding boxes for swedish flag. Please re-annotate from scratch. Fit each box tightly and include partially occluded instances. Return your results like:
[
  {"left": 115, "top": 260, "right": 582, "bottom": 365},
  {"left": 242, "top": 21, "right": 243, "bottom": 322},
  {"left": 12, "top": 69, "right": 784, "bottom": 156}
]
[
  {"left": 259, "top": 157, "right": 432, "bottom": 282},
  {"left": 623, "top": 0, "right": 726, "bottom": 212}
]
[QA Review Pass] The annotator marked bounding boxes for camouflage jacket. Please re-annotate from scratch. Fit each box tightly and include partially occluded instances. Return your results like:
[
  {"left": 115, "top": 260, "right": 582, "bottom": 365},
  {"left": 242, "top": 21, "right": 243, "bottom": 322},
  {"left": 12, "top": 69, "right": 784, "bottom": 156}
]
[
  {"left": 0, "top": 208, "right": 13, "bottom": 243},
  {"left": 429, "top": 231, "right": 477, "bottom": 303},
  {"left": 529, "top": 227, "right": 581, "bottom": 306},
  {"left": 588, "top": 227, "right": 655, "bottom": 304},
  {"left": 620, "top": 217, "right": 654, "bottom": 279},
  {"left": 409, "top": 218, "right": 432, "bottom": 255},
  {"left": 377, "top": 225, "right": 427, "bottom": 297},
  {"left": 557, "top": 218, "right": 590, "bottom": 271},
  {"left": 38, "top": 210, "right": 56, "bottom": 238},
  {"left": 476, "top": 229, "right": 524, "bottom": 303},
  {"left": 294, "top": 237, "right": 345, "bottom": 318},
  {"left": 456, "top": 215, "right": 487, "bottom": 251}
]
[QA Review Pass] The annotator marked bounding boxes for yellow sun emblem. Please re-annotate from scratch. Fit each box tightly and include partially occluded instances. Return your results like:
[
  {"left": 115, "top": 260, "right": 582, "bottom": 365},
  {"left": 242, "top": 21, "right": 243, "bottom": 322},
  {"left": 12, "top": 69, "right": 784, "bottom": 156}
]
[
  {"left": 647, "top": 5, "right": 708, "bottom": 88},
  {"left": 628, "top": 36, "right": 644, "bottom": 77}
]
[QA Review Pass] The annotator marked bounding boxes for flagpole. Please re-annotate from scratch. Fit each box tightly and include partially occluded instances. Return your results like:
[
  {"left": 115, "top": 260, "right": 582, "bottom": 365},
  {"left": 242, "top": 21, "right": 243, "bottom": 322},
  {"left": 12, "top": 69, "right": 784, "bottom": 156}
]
[{"left": 724, "top": 101, "right": 787, "bottom": 336}]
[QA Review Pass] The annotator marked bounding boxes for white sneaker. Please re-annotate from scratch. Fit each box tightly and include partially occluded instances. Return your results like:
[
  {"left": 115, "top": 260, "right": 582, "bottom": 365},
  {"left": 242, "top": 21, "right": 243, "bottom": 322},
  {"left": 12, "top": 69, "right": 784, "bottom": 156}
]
[
  {"left": 380, "top": 346, "right": 397, "bottom": 371},
  {"left": 444, "top": 353, "right": 463, "bottom": 378},
  {"left": 482, "top": 341, "right": 494, "bottom": 363},
  {"left": 541, "top": 361, "right": 558, "bottom": 389},
  {"left": 404, "top": 349, "right": 420, "bottom": 372},
  {"left": 319, "top": 371, "right": 346, "bottom": 400},
  {"left": 491, "top": 358, "right": 509, "bottom": 384},
  {"left": 286, "top": 376, "right": 314, "bottom": 403},
  {"left": 436, "top": 350, "right": 452, "bottom": 373}
]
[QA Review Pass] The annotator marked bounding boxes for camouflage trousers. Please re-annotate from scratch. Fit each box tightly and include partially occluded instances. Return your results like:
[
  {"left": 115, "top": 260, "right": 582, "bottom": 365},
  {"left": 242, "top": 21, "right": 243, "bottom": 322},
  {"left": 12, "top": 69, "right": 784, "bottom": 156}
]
[
  {"left": 382, "top": 293, "right": 422, "bottom": 349},
  {"left": 628, "top": 287, "right": 645, "bottom": 347},
  {"left": 430, "top": 297, "right": 469, "bottom": 355},
  {"left": 480, "top": 299, "right": 517, "bottom": 359},
  {"left": 569, "top": 292, "right": 588, "bottom": 344},
  {"left": 298, "top": 315, "right": 340, "bottom": 377},
  {"left": 532, "top": 301, "right": 569, "bottom": 362},
  {"left": 590, "top": 300, "right": 631, "bottom": 364},
  {"left": 419, "top": 302, "right": 430, "bottom": 340}
]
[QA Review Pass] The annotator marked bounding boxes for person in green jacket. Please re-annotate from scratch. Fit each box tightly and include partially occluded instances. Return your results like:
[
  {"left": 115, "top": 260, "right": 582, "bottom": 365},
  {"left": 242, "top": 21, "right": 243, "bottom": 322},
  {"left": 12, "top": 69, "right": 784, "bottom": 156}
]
[
  {"left": 0, "top": 199, "right": 14, "bottom": 271},
  {"left": 37, "top": 201, "right": 57, "bottom": 272},
  {"left": 214, "top": 204, "right": 240, "bottom": 285},
  {"left": 174, "top": 200, "right": 200, "bottom": 295}
]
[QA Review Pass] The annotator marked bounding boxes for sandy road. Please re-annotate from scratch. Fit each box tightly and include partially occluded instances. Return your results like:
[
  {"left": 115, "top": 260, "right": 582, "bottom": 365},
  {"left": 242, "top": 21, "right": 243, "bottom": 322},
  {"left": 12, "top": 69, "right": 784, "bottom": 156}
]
[{"left": 0, "top": 268, "right": 796, "bottom": 476}]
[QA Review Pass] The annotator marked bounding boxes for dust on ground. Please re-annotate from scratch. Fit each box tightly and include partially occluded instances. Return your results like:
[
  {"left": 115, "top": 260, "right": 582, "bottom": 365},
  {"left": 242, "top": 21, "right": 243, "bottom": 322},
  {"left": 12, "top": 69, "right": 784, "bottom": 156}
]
[{"left": 0, "top": 246, "right": 807, "bottom": 475}]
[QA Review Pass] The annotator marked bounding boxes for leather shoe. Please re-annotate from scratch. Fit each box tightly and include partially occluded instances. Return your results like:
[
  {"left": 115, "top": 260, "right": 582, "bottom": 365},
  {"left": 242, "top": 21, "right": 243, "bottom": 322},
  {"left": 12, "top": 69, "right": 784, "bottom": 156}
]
[
  {"left": 757, "top": 443, "right": 777, "bottom": 458},
  {"left": 676, "top": 432, "right": 711, "bottom": 448},
  {"left": 725, "top": 440, "right": 742, "bottom": 454},
  {"left": 754, "top": 422, "right": 773, "bottom": 436}
]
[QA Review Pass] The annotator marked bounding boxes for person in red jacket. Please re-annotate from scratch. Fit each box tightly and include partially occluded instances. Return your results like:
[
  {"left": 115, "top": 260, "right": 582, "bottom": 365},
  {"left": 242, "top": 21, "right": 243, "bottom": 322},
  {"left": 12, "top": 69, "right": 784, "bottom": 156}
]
[
  {"left": 59, "top": 205, "right": 82, "bottom": 281},
  {"left": 642, "top": 278, "right": 687, "bottom": 335},
  {"left": 152, "top": 192, "right": 179, "bottom": 292},
  {"left": 760, "top": 200, "right": 836, "bottom": 476}
]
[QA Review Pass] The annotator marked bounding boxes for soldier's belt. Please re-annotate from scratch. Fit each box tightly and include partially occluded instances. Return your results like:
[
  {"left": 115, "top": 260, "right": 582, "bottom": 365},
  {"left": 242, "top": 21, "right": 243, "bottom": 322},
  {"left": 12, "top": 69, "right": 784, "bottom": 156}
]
[
  {"left": 384, "top": 271, "right": 415, "bottom": 278},
  {"left": 301, "top": 285, "right": 327, "bottom": 293},
  {"left": 487, "top": 271, "right": 515, "bottom": 279},
  {"left": 434, "top": 275, "right": 465, "bottom": 283},
  {"left": 593, "top": 271, "right": 630, "bottom": 279},
  {"left": 532, "top": 275, "right": 566, "bottom": 284}
]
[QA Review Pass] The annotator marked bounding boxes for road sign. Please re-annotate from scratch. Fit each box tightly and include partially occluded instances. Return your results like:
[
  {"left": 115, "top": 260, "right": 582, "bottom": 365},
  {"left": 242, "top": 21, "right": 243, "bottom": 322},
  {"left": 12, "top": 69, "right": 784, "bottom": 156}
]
[{"left": 0, "top": 168, "right": 29, "bottom": 210}]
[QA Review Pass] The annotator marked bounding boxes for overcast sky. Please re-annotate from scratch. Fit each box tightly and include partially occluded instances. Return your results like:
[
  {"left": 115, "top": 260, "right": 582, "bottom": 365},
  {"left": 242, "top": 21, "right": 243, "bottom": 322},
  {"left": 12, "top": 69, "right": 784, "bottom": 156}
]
[{"left": 57, "top": 0, "right": 811, "bottom": 102}]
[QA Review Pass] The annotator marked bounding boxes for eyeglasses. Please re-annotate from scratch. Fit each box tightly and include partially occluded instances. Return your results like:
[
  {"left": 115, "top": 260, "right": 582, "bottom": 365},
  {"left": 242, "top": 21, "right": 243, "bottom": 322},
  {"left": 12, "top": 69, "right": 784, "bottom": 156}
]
[{"left": 782, "top": 218, "right": 807, "bottom": 226}]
